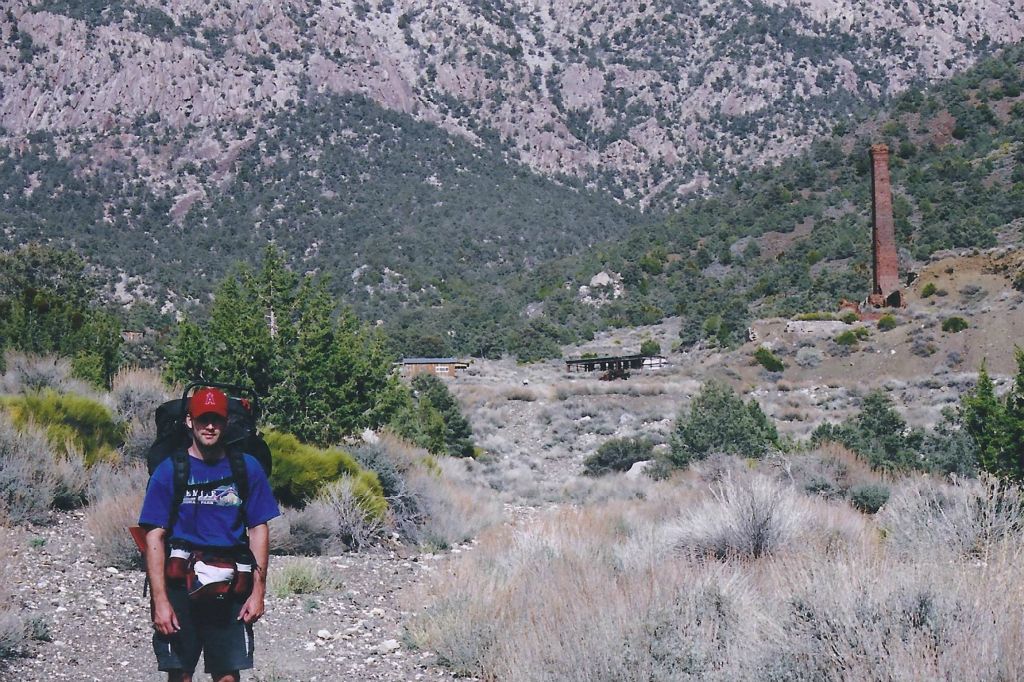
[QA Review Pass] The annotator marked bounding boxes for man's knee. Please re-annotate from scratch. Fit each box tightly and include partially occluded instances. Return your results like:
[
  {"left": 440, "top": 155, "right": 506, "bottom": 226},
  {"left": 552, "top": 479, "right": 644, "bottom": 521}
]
[{"left": 211, "top": 671, "right": 240, "bottom": 682}]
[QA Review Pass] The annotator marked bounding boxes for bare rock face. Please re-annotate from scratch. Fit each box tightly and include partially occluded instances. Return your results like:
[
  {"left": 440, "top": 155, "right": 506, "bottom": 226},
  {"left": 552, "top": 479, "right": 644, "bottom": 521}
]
[{"left": 2, "top": 0, "right": 1022, "bottom": 207}]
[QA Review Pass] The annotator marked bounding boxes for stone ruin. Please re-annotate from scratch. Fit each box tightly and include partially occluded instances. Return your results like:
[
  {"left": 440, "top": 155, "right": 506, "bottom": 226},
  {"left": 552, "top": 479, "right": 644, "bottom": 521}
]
[{"left": 867, "top": 143, "right": 904, "bottom": 308}]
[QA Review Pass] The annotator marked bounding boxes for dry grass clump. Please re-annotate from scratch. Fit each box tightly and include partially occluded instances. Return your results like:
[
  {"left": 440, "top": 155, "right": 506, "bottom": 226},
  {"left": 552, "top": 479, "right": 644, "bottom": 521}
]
[
  {"left": 502, "top": 387, "right": 538, "bottom": 402},
  {"left": 85, "top": 461, "right": 148, "bottom": 569},
  {"left": 0, "top": 523, "right": 26, "bottom": 659},
  {"left": 274, "top": 433, "right": 502, "bottom": 554},
  {"left": 667, "top": 473, "right": 838, "bottom": 559},
  {"left": 408, "top": 469, "right": 1024, "bottom": 680},
  {"left": 268, "top": 558, "right": 343, "bottom": 597},
  {"left": 109, "top": 367, "right": 170, "bottom": 423},
  {"left": 783, "top": 442, "right": 884, "bottom": 499},
  {"left": 0, "top": 415, "right": 66, "bottom": 523},
  {"left": 878, "top": 474, "right": 1024, "bottom": 561},
  {"left": 0, "top": 352, "right": 92, "bottom": 396}
]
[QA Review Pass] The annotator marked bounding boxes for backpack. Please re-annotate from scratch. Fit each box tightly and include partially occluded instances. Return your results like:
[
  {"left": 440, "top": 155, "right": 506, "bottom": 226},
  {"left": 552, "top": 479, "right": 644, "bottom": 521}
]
[{"left": 144, "top": 382, "right": 273, "bottom": 543}]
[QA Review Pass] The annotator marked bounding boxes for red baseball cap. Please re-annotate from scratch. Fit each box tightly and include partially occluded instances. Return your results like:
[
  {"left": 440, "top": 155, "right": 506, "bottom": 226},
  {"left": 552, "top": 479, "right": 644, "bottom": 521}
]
[{"left": 189, "top": 387, "right": 229, "bottom": 420}]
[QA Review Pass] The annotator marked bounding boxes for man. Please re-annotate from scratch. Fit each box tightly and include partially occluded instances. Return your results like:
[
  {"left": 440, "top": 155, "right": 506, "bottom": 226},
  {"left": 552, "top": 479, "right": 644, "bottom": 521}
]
[{"left": 139, "top": 387, "right": 280, "bottom": 682}]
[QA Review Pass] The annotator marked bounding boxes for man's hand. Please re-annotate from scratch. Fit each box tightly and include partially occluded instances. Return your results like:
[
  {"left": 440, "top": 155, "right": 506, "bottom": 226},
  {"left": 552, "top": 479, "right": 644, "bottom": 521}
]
[
  {"left": 152, "top": 597, "right": 180, "bottom": 636},
  {"left": 238, "top": 590, "right": 265, "bottom": 624}
]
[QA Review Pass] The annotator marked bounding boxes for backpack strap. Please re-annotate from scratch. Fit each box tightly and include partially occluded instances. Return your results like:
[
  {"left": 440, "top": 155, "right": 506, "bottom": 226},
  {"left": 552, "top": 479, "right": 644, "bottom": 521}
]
[
  {"left": 166, "top": 449, "right": 191, "bottom": 537},
  {"left": 227, "top": 448, "right": 251, "bottom": 532}
]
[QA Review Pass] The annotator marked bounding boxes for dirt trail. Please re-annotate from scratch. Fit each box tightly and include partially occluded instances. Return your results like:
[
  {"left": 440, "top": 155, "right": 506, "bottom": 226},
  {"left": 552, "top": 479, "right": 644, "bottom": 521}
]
[{"left": 0, "top": 514, "right": 461, "bottom": 681}]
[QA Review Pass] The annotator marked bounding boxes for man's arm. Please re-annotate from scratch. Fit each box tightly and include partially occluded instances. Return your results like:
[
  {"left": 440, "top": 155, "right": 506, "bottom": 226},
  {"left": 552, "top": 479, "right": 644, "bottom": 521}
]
[
  {"left": 144, "top": 526, "right": 180, "bottom": 636},
  {"left": 239, "top": 523, "right": 269, "bottom": 624}
]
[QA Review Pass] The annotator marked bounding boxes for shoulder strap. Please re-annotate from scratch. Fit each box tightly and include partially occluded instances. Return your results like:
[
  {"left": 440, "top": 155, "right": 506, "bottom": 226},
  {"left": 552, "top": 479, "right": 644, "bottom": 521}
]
[
  {"left": 166, "top": 449, "right": 191, "bottom": 537},
  {"left": 227, "top": 448, "right": 250, "bottom": 502},
  {"left": 227, "top": 448, "right": 251, "bottom": 532}
]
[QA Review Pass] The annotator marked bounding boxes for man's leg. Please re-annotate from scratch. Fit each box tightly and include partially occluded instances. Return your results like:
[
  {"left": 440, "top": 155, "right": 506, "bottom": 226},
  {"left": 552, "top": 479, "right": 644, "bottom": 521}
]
[
  {"left": 167, "top": 672, "right": 193, "bottom": 682},
  {"left": 210, "top": 672, "right": 240, "bottom": 682}
]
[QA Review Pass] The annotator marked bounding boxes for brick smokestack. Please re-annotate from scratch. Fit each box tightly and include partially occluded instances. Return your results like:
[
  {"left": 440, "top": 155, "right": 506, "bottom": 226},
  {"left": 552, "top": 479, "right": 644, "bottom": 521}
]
[{"left": 868, "top": 144, "right": 903, "bottom": 307}]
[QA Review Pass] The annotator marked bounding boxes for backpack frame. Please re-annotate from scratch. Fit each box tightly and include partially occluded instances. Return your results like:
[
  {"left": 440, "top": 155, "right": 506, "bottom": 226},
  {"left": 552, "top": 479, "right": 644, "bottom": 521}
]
[{"left": 145, "top": 381, "right": 272, "bottom": 547}]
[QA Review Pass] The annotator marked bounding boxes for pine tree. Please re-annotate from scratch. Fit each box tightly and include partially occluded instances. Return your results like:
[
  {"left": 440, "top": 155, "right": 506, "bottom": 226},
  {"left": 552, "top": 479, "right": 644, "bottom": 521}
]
[
  {"left": 962, "top": 361, "right": 1010, "bottom": 478},
  {"left": 164, "top": 319, "right": 211, "bottom": 384},
  {"left": 1001, "top": 349, "right": 1024, "bottom": 481}
]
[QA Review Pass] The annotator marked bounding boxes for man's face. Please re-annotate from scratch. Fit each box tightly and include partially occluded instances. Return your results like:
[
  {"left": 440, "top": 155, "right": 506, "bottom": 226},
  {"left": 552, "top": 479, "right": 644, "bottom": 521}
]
[{"left": 186, "top": 412, "right": 226, "bottom": 448}]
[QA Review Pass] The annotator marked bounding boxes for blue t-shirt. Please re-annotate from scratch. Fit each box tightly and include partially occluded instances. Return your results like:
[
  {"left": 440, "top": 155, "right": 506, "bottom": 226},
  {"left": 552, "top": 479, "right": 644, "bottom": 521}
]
[{"left": 139, "top": 453, "right": 280, "bottom": 549}]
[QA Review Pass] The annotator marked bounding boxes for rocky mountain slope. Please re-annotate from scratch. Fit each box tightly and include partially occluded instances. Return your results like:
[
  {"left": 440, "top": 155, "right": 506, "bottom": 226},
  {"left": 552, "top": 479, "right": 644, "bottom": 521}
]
[{"left": 3, "top": 0, "right": 1022, "bottom": 208}]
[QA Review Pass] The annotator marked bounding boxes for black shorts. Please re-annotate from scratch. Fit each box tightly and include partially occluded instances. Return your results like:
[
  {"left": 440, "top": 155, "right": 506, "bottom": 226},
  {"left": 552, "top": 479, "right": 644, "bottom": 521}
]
[{"left": 153, "top": 585, "right": 254, "bottom": 674}]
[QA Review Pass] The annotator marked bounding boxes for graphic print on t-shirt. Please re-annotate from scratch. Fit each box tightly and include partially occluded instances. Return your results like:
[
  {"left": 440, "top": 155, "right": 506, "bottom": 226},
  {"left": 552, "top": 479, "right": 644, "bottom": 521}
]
[{"left": 182, "top": 480, "right": 242, "bottom": 508}]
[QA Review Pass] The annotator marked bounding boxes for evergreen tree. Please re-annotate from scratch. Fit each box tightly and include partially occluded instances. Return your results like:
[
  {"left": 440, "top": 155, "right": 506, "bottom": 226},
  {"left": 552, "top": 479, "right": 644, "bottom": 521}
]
[
  {"left": 164, "top": 319, "right": 210, "bottom": 383},
  {"left": 0, "top": 244, "right": 122, "bottom": 384},
  {"left": 962, "top": 362, "right": 1010, "bottom": 478},
  {"left": 206, "top": 270, "right": 276, "bottom": 395},
  {"left": 1000, "top": 349, "right": 1024, "bottom": 481},
  {"left": 669, "top": 380, "right": 778, "bottom": 467}
]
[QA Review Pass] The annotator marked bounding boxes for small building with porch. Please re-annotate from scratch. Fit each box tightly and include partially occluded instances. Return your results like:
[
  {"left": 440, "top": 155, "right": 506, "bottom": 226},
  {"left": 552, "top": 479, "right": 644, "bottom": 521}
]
[
  {"left": 400, "top": 357, "right": 470, "bottom": 379},
  {"left": 564, "top": 353, "right": 667, "bottom": 378}
]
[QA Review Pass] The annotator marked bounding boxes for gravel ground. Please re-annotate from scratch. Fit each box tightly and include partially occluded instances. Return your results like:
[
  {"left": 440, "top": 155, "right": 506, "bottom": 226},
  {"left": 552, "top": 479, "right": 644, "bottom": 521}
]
[{"left": 0, "top": 512, "right": 464, "bottom": 681}]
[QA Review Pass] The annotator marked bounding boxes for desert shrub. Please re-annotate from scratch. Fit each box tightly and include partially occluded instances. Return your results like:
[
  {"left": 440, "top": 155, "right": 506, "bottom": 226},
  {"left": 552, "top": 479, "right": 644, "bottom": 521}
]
[
  {"left": 109, "top": 367, "right": 170, "bottom": 423},
  {"left": 920, "top": 408, "right": 978, "bottom": 477},
  {"left": 85, "top": 461, "right": 148, "bottom": 569},
  {"left": 268, "top": 558, "right": 342, "bottom": 597},
  {"left": 669, "top": 473, "right": 808, "bottom": 558},
  {"left": 639, "top": 338, "right": 661, "bottom": 356},
  {"left": 315, "top": 478, "right": 388, "bottom": 550},
  {"left": 785, "top": 444, "right": 884, "bottom": 500},
  {"left": 0, "top": 353, "right": 79, "bottom": 394},
  {"left": 849, "top": 483, "right": 890, "bottom": 513},
  {"left": 942, "top": 316, "right": 969, "bottom": 333},
  {"left": 795, "top": 347, "right": 823, "bottom": 368},
  {"left": 0, "top": 416, "right": 59, "bottom": 524},
  {"left": 879, "top": 475, "right": 1024, "bottom": 560},
  {"left": 502, "top": 387, "right": 537, "bottom": 401},
  {"left": 583, "top": 437, "right": 654, "bottom": 476},
  {"left": 395, "top": 453, "right": 501, "bottom": 550},
  {"left": 812, "top": 391, "right": 922, "bottom": 472},
  {"left": 265, "top": 430, "right": 385, "bottom": 512},
  {"left": 120, "top": 416, "right": 156, "bottom": 462},
  {"left": 753, "top": 346, "right": 785, "bottom": 372},
  {"left": 1, "top": 390, "right": 123, "bottom": 464},
  {"left": 921, "top": 282, "right": 938, "bottom": 297},
  {"left": 877, "top": 314, "right": 898, "bottom": 331},
  {"left": 0, "top": 525, "right": 26, "bottom": 659},
  {"left": 834, "top": 330, "right": 859, "bottom": 345},
  {"left": 274, "top": 504, "right": 337, "bottom": 556},
  {"left": 840, "top": 310, "right": 859, "bottom": 324},
  {"left": 51, "top": 443, "right": 88, "bottom": 510},
  {"left": 836, "top": 327, "right": 870, "bottom": 345},
  {"left": 669, "top": 380, "right": 778, "bottom": 467}
]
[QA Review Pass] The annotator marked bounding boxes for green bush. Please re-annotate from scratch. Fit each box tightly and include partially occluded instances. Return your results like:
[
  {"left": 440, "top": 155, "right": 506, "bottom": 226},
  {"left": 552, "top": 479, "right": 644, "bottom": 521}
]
[
  {"left": 639, "top": 339, "right": 661, "bottom": 356},
  {"left": 812, "top": 392, "right": 922, "bottom": 472},
  {"left": 921, "top": 282, "right": 938, "bottom": 297},
  {"left": 834, "top": 330, "right": 859, "bottom": 346},
  {"left": 583, "top": 437, "right": 654, "bottom": 476},
  {"left": 1, "top": 390, "right": 123, "bottom": 464},
  {"left": 669, "top": 380, "right": 779, "bottom": 467},
  {"left": 268, "top": 558, "right": 342, "bottom": 597},
  {"left": 835, "top": 327, "right": 870, "bottom": 345},
  {"left": 793, "top": 312, "right": 836, "bottom": 321},
  {"left": 265, "top": 431, "right": 385, "bottom": 514},
  {"left": 849, "top": 484, "right": 890, "bottom": 514},
  {"left": 942, "top": 316, "right": 969, "bottom": 333},
  {"left": 840, "top": 311, "right": 859, "bottom": 324},
  {"left": 754, "top": 346, "right": 785, "bottom": 372},
  {"left": 877, "top": 314, "right": 897, "bottom": 331}
]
